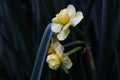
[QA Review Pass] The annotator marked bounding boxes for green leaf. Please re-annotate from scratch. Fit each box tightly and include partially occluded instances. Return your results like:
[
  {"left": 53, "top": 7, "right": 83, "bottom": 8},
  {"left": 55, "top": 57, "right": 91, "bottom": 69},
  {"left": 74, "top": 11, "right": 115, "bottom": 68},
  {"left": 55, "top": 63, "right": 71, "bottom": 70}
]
[{"left": 71, "top": 27, "right": 88, "bottom": 43}]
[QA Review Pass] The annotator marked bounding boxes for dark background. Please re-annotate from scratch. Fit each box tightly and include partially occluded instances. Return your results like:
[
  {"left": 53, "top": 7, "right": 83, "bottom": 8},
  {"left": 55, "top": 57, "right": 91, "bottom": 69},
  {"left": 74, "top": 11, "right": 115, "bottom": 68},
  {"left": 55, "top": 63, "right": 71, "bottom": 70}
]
[{"left": 0, "top": 0, "right": 120, "bottom": 80}]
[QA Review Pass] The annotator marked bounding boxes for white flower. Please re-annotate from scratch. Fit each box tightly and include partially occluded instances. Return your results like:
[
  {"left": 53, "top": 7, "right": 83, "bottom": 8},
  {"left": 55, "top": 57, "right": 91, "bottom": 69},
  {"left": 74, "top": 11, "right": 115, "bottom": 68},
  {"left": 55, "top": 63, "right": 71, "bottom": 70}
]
[
  {"left": 46, "top": 54, "right": 61, "bottom": 70},
  {"left": 51, "top": 4, "right": 84, "bottom": 41},
  {"left": 46, "top": 38, "right": 73, "bottom": 73}
]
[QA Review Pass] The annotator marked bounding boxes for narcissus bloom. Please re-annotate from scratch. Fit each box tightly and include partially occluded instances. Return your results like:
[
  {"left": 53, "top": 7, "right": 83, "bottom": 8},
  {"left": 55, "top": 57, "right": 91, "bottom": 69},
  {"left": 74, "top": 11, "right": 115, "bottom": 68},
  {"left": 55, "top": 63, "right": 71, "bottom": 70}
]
[
  {"left": 51, "top": 4, "right": 84, "bottom": 41},
  {"left": 46, "top": 54, "right": 61, "bottom": 70},
  {"left": 46, "top": 38, "right": 73, "bottom": 73}
]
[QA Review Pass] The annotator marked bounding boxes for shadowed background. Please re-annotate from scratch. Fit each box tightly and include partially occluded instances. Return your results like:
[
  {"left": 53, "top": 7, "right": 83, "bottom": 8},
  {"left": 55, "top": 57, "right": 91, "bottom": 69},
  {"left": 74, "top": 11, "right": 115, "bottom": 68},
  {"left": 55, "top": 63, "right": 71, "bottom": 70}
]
[{"left": 0, "top": 0, "right": 120, "bottom": 80}]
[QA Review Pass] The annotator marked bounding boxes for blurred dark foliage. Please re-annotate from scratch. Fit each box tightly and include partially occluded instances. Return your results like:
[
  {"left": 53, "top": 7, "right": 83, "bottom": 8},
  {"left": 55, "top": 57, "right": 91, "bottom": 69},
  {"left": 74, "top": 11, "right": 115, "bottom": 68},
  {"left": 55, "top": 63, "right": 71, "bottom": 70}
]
[{"left": 0, "top": 0, "right": 120, "bottom": 80}]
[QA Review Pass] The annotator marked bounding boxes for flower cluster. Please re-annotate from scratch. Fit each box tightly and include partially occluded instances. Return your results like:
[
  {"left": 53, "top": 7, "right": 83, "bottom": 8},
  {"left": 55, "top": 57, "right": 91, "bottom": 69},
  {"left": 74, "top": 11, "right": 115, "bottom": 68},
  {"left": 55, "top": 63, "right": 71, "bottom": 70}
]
[{"left": 46, "top": 4, "right": 84, "bottom": 73}]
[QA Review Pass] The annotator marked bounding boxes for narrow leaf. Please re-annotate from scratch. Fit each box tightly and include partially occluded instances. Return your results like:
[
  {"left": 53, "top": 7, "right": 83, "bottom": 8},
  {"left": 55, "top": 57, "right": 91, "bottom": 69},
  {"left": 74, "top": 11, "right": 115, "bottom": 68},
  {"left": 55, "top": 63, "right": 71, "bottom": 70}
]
[{"left": 31, "top": 23, "right": 53, "bottom": 80}]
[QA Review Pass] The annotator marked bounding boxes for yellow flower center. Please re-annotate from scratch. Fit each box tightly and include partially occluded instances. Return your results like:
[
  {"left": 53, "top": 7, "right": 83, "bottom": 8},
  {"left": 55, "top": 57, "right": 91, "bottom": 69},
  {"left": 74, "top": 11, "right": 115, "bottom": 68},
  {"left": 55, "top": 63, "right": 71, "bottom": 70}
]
[
  {"left": 53, "top": 9, "right": 70, "bottom": 25},
  {"left": 46, "top": 54, "right": 61, "bottom": 70}
]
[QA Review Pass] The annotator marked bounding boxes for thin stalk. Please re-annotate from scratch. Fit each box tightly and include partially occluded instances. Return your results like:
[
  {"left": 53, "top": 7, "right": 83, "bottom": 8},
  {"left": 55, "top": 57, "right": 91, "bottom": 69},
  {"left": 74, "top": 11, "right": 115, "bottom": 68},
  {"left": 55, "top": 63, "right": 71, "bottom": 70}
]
[
  {"left": 63, "top": 41, "right": 86, "bottom": 48},
  {"left": 66, "top": 46, "right": 82, "bottom": 56}
]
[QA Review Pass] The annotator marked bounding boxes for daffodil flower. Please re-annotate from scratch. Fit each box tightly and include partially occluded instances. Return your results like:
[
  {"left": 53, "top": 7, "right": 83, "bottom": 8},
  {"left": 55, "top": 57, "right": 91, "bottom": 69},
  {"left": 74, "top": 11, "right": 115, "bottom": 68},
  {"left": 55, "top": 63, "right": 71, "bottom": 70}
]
[
  {"left": 51, "top": 4, "right": 84, "bottom": 41},
  {"left": 46, "top": 38, "right": 73, "bottom": 73}
]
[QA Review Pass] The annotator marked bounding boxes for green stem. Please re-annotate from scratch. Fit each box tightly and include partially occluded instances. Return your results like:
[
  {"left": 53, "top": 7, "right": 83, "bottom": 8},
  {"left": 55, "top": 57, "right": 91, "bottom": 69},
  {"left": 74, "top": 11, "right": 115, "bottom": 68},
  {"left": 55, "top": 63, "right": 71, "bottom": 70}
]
[
  {"left": 63, "top": 41, "right": 86, "bottom": 48},
  {"left": 66, "top": 46, "right": 82, "bottom": 56},
  {"left": 73, "top": 27, "right": 88, "bottom": 43}
]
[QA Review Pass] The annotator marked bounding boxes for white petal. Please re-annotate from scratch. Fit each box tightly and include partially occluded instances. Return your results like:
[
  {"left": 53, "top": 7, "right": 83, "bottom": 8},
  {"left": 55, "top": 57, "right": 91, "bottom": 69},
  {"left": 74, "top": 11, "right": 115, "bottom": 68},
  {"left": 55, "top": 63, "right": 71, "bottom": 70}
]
[
  {"left": 62, "top": 22, "right": 71, "bottom": 30},
  {"left": 61, "top": 65, "right": 69, "bottom": 73},
  {"left": 57, "top": 28, "right": 70, "bottom": 41},
  {"left": 71, "top": 11, "right": 84, "bottom": 26},
  {"left": 51, "top": 23, "right": 62, "bottom": 33},
  {"left": 53, "top": 42, "right": 64, "bottom": 55},
  {"left": 61, "top": 54, "right": 73, "bottom": 69},
  {"left": 66, "top": 4, "right": 76, "bottom": 18}
]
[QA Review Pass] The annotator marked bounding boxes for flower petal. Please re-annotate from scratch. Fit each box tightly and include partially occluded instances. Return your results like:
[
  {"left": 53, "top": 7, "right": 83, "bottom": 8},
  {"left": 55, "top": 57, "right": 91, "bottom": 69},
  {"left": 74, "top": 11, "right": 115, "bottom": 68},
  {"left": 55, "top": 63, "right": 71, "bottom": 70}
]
[
  {"left": 53, "top": 42, "right": 64, "bottom": 55},
  {"left": 71, "top": 11, "right": 84, "bottom": 26},
  {"left": 62, "top": 22, "right": 71, "bottom": 30},
  {"left": 52, "top": 17, "right": 58, "bottom": 23},
  {"left": 61, "top": 65, "right": 69, "bottom": 73},
  {"left": 61, "top": 54, "right": 73, "bottom": 69},
  {"left": 57, "top": 28, "right": 70, "bottom": 41},
  {"left": 61, "top": 54, "right": 73, "bottom": 73},
  {"left": 46, "top": 54, "right": 61, "bottom": 70},
  {"left": 51, "top": 23, "right": 62, "bottom": 33},
  {"left": 66, "top": 4, "right": 76, "bottom": 18}
]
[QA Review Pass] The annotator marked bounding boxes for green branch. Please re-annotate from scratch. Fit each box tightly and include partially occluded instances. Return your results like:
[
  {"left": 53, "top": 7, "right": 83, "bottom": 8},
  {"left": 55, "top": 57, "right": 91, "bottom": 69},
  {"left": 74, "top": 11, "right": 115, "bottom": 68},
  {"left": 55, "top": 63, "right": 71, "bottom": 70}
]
[
  {"left": 66, "top": 46, "right": 82, "bottom": 56},
  {"left": 63, "top": 41, "right": 86, "bottom": 48}
]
